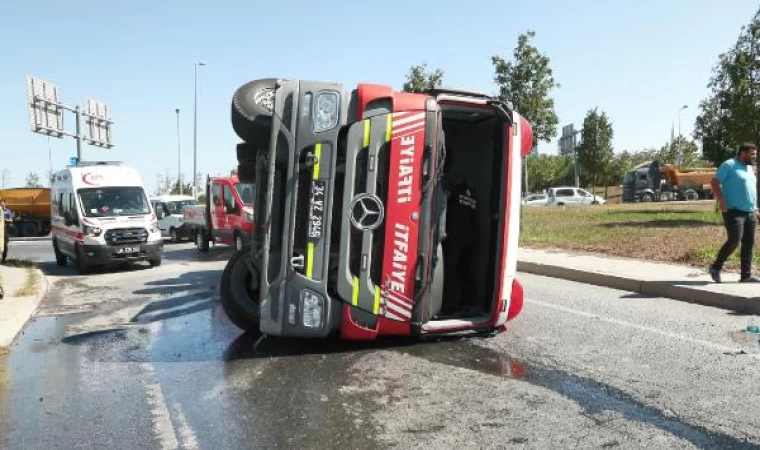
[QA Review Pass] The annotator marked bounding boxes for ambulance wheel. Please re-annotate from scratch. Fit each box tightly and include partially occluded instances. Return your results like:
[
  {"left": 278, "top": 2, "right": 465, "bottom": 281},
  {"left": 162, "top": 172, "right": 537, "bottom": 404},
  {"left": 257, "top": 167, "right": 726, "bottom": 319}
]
[
  {"left": 220, "top": 250, "right": 261, "bottom": 331},
  {"left": 53, "top": 239, "right": 67, "bottom": 266},
  {"left": 231, "top": 79, "right": 276, "bottom": 147},
  {"left": 75, "top": 245, "right": 90, "bottom": 274}
]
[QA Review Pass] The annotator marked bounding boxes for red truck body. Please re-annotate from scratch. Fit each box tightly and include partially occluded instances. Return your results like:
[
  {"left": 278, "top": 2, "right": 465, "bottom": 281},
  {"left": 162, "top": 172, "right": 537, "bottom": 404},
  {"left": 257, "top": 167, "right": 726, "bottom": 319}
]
[{"left": 185, "top": 175, "right": 255, "bottom": 252}]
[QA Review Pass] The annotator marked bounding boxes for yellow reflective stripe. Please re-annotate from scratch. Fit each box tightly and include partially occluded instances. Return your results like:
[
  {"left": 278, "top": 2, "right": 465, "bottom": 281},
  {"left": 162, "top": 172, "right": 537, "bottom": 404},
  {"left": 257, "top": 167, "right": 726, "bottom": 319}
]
[
  {"left": 363, "top": 119, "right": 370, "bottom": 147},
  {"left": 373, "top": 286, "right": 381, "bottom": 315},
  {"left": 352, "top": 277, "right": 360, "bottom": 306},
  {"left": 306, "top": 243, "right": 315, "bottom": 278},
  {"left": 385, "top": 115, "right": 392, "bottom": 142},
  {"left": 313, "top": 143, "right": 322, "bottom": 181}
]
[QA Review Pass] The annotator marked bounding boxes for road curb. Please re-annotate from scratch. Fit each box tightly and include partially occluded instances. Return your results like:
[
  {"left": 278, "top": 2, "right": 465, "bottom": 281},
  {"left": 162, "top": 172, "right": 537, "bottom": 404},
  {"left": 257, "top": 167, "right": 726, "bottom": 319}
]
[
  {"left": 0, "top": 267, "right": 48, "bottom": 350},
  {"left": 517, "top": 260, "right": 760, "bottom": 315}
]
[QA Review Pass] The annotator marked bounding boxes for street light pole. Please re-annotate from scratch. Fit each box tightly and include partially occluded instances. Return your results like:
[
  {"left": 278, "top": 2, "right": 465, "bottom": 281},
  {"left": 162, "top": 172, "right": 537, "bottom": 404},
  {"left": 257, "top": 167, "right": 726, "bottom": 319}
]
[
  {"left": 193, "top": 61, "right": 206, "bottom": 198},
  {"left": 677, "top": 104, "right": 688, "bottom": 167},
  {"left": 175, "top": 108, "right": 182, "bottom": 195}
]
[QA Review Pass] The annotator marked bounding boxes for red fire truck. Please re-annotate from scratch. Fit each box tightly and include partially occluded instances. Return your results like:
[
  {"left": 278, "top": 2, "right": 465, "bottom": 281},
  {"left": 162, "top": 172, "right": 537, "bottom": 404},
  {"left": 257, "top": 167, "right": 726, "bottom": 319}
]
[{"left": 219, "top": 78, "right": 532, "bottom": 340}]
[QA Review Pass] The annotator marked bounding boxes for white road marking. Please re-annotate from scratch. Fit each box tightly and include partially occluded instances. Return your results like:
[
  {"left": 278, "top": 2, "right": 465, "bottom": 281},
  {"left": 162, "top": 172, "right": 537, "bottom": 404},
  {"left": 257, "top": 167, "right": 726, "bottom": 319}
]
[
  {"left": 139, "top": 362, "right": 180, "bottom": 450},
  {"left": 172, "top": 402, "right": 200, "bottom": 450},
  {"left": 526, "top": 297, "right": 747, "bottom": 354},
  {"left": 137, "top": 321, "right": 200, "bottom": 449}
]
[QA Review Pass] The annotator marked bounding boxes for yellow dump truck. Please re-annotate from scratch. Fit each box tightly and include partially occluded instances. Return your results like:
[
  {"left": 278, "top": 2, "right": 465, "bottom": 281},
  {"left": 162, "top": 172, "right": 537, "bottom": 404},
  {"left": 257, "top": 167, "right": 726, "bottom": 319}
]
[
  {"left": 622, "top": 161, "right": 716, "bottom": 202},
  {"left": 0, "top": 187, "right": 51, "bottom": 237}
]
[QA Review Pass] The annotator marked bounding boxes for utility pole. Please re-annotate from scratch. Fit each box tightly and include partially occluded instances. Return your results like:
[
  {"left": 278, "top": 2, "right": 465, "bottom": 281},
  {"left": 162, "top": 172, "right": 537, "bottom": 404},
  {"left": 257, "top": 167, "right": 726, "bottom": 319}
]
[
  {"left": 176, "top": 108, "right": 182, "bottom": 195},
  {"left": 193, "top": 61, "right": 206, "bottom": 198},
  {"left": 677, "top": 105, "right": 688, "bottom": 167}
]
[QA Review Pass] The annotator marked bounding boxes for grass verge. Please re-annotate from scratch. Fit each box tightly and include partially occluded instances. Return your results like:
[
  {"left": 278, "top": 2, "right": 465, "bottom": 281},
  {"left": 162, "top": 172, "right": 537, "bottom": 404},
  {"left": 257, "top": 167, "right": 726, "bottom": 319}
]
[
  {"left": 14, "top": 267, "right": 40, "bottom": 297},
  {"left": 521, "top": 203, "right": 755, "bottom": 271}
]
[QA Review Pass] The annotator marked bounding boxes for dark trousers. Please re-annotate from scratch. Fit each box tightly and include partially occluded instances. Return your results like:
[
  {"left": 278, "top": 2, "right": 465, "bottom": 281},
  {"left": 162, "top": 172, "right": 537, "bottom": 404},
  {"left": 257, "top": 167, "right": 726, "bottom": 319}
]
[{"left": 712, "top": 209, "right": 757, "bottom": 277}]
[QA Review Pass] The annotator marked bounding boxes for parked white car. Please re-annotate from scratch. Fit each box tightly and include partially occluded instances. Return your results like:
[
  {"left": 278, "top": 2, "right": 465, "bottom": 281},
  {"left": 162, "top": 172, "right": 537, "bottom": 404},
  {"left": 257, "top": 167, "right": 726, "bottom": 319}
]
[
  {"left": 546, "top": 187, "right": 606, "bottom": 206},
  {"left": 149, "top": 195, "right": 198, "bottom": 243},
  {"left": 522, "top": 194, "right": 548, "bottom": 206}
]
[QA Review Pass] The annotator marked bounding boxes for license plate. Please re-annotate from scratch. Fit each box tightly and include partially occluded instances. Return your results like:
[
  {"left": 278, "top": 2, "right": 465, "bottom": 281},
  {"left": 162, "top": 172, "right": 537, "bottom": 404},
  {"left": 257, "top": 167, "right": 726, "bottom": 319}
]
[
  {"left": 308, "top": 180, "right": 326, "bottom": 242},
  {"left": 117, "top": 246, "right": 139, "bottom": 254}
]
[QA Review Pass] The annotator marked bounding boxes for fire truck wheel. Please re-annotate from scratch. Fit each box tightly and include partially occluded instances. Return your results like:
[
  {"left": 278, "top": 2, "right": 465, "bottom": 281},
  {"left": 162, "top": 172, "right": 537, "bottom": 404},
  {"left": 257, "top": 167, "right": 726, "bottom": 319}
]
[
  {"left": 231, "top": 79, "right": 276, "bottom": 147},
  {"left": 220, "top": 250, "right": 261, "bottom": 331}
]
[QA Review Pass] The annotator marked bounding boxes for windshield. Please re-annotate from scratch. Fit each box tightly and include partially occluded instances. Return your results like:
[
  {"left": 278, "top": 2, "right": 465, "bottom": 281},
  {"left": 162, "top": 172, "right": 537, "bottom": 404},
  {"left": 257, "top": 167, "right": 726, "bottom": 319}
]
[
  {"left": 235, "top": 183, "right": 255, "bottom": 205},
  {"left": 165, "top": 200, "right": 197, "bottom": 214},
  {"left": 78, "top": 187, "right": 150, "bottom": 217}
]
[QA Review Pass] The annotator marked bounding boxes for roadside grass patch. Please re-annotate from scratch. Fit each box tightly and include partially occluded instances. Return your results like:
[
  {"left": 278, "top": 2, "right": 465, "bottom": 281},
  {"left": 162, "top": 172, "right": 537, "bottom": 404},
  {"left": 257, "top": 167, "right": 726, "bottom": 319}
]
[
  {"left": 521, "top": 204, "right": 754, "bottom": 271},
  {"left": 14, "top": 267, "right": 40, "bottom": 297}
]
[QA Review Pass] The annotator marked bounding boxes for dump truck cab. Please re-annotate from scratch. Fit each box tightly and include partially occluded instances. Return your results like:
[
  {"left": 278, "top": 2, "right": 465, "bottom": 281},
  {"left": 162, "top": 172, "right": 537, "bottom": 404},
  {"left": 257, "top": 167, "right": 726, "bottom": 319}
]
[{"left": 221, "top": 78, "right": 532, "bottom": 340}]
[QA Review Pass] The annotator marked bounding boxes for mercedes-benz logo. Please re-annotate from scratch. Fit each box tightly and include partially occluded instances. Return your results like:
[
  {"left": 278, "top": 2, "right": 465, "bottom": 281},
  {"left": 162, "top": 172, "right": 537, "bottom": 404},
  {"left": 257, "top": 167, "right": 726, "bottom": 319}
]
[{"left": 350, "top": 194, "right": 385, "bottom": 231}]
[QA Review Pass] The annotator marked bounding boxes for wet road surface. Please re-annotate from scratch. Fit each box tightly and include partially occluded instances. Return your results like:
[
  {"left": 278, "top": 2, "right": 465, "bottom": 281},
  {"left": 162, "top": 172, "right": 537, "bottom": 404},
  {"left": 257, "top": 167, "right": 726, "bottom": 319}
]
[{"left": 1, "top": 241, "right": 759, "bottom": 448}]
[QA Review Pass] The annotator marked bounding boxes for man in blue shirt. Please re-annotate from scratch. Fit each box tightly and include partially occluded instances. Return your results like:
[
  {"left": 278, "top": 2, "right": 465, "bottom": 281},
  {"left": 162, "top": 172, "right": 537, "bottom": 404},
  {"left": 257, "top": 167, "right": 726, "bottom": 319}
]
[{"left": 710, "top": 142, "right": 759, "bottom": 283}]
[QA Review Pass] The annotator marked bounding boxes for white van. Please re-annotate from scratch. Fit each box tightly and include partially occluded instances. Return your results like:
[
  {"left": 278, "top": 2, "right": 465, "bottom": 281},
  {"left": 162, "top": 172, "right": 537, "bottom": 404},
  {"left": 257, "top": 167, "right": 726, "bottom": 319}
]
[
  {"left": 149, "top": 195, "right": 198, "bottom": 243},
  {"left": 51, "top": 162, "right": 163, "bottom": 273}
]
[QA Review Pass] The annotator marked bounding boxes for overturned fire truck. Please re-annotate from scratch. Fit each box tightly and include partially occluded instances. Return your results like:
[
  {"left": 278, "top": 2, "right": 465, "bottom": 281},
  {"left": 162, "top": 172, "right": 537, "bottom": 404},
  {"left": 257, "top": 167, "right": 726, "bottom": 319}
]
[{"left": 219, "top": 78, "right": 533, "bottom": 340}]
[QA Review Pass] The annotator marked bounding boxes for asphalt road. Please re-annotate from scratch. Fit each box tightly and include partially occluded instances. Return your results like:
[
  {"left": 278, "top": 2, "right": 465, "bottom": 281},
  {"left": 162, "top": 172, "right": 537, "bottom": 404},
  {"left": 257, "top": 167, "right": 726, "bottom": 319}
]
[{"left": 1, "top": 240, "right": 759, "bottom": 449}]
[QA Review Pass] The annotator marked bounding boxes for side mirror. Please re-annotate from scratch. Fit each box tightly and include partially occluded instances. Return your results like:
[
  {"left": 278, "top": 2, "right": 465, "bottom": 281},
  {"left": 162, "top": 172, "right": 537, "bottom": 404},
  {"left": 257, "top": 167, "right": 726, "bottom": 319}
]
[{"left": 156, "top": 210, "right": 164, "bottom": 220}]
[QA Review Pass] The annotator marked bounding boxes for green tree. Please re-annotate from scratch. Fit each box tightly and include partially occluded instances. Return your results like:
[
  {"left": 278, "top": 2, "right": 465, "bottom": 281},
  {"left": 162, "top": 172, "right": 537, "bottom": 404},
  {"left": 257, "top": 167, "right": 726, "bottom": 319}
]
[
  {"left": 659, "top": 137, "right": 700, "bottom": 167},
  {"left": 25, "top": 172, "right": 42, "bottom": 188},
  {"left": 577, "top": 108, "right": 614, "bottom": 193},
  {"left": 527, "top": 154, "right": 572, "bottom": 192},
  {"left": 171, "top": 177, "right": 193, "bottom": 196},
  {"left": 695, "top": 8, "right": 760, "bottom": 166},
  {"left": 492, "top": 30, "right": 560, "bottom": 145},
  {"left": 403, "top": 63, "right": 444, "bottom": 93}
]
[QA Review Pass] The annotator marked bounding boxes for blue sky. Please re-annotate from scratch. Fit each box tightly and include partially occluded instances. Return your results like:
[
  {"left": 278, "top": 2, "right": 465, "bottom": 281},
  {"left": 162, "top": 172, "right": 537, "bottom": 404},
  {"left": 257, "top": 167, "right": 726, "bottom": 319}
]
[{"left": 1, "top": 1, "right": 756, "bottom": 193}]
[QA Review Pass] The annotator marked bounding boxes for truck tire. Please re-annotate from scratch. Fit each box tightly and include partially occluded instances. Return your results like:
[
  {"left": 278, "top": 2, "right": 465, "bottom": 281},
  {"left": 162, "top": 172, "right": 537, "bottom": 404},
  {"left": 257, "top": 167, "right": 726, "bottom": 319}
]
[
  {"left": 641, "top": 192, "right": 655, "bottom": 203},
  {"left": 22, "top": 221, "right": 39, "bottom": 238},
  {"left": 196, "top": 230, "right": 210, "bottom": 253},
  {"left": 53, "top": 239, "right": 67, "bottom": 266},
  {"left": 220, "top": 250, "right": 261, "bottom": 331},
  {"left": 684, "top": 189, "right": 699, "bottom": 201},
  {"left": 149, "top": 256, "right": 162, "bottom": 267},
  {"left": 231, "top": 79, "right": 276, "bottom": 147}
]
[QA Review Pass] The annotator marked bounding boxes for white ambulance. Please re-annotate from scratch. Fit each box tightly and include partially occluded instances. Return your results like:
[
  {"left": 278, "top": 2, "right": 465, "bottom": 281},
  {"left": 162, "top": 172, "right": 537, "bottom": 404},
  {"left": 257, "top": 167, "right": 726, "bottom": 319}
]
[{"left": 51, "top": 162, "right": 163, "bottom": 274}]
